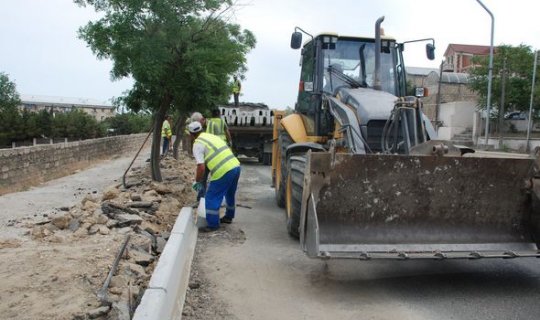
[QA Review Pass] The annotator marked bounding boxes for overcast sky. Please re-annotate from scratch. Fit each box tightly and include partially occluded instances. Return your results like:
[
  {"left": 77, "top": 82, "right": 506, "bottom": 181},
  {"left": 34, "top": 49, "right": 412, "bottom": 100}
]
[{"left": 1, "top": 0, "right": 539, "bottom": 110}]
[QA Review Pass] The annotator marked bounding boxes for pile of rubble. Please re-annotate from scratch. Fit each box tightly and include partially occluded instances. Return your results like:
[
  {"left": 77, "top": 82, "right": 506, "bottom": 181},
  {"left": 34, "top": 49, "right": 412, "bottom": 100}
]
[{"left": 27, "top": 153, "right": 196, "bottom": 319}]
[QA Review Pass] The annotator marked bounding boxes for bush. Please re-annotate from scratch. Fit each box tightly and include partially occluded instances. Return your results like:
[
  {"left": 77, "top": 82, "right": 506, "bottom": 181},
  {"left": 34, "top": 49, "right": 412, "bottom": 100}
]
[{"left": 103, "top": 112, "right": 152, "bottom": 135}]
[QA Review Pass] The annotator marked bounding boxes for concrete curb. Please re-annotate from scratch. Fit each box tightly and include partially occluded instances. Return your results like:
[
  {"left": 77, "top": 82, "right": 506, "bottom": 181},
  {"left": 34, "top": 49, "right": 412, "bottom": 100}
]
[{"left": 133, "top": 207, "right": 198, "bottom": 320}]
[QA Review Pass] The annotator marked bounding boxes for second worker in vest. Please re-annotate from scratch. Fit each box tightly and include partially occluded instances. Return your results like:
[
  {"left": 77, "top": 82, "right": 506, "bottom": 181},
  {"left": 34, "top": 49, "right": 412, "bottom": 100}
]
[
  {"left": 206, "top": 108, "right": 232, "bottom": 146},
  {"left": 188, "top": 121, "right": 241, "bottom": 232}
]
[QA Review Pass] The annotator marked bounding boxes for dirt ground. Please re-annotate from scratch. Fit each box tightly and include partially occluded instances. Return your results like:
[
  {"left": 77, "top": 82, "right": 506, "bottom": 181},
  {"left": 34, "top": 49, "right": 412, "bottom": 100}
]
[
  {"left": 0, "top": 153, "right": 198, "bottom": 320},
  {"left": 182, "top": 224, "right": 247, "bottom": 320}
]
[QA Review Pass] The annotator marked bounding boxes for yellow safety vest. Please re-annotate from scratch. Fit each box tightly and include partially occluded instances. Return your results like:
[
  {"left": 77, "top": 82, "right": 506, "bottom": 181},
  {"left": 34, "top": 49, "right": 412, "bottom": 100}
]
[
  {"left": 232, "top": 79, "right": 241, "bottom": 94},
  {"left": 161, "top": 120, "right": 172, "bottom": 138},
  {"left": 195, "top": 133, "right": 239, "bottom": 181},
  {"left": 206, "top": 117, "right": 227, "bottom": 141}
]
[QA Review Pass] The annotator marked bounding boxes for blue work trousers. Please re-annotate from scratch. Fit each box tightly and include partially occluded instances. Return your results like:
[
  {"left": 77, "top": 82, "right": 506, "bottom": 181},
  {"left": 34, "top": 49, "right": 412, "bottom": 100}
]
[
  {"left": 161, "top": 137, "right": 170, "bottom": 155},
  {"left": 205, "top": 166, "right": 241, "bottom": 228}
]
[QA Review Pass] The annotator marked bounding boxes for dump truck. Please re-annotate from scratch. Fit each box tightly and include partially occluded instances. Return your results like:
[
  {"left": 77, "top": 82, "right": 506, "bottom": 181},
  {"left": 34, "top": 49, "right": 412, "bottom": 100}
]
[
  {"left": 272, "top": 17, "right": 540, "bottom": 260},
  {"left": 219, "top": 103, "right": 274, "bottom": 164}
]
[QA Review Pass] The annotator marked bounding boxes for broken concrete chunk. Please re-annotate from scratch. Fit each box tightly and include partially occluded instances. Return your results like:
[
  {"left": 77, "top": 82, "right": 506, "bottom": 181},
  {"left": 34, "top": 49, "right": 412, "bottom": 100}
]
[
  {"left": 109, "top": 275, "right": 129, "bottom": 289},
  {"left": 68, "top": 219, "right": 80, "bottom": 232},
  {"left": 130, "top": 194, "right": 142, "bottom": 201},
  {"left": 106, "top": 219, "right": 119, "bottom": 228},
  {"left": 122, "top": 262, "right": 147, "bottom": 277},
  {"left": 140, "top": 221, "right": 160, "bottom": 235},
  {"left": 151, "top": 182, "right": 173, "bottom": 194},
  {"left": 110, "top": 301, "right": 130, "bottom": 320},
  {"left": 83, "top": 200, "right": 98, "bottom": 212},
  {"left": 116, "top": 227, "right": 132, "bottom": 234},
  {"left": 143, "top": 190, "right": 159, "bottom": 198},
  {"left": 129, "top": 249, "right": 154, "bottom": 266},
  {"left": 102, "top": 186, "right": 120, "bottom": 201},
  {"left": 88, "top": 224, "right": 100, "bottom": 235},
  {"left": 116, "top": 214, "right": 143, "bottom": 227},
  {"left": 81, "top": 194, "right": 98, "bottom": 206},
  {"left": 102, "top": 202, "right": 141, "bottom": 218},
  {"left": 130, "top": 232, "right": 153, "bottom": 249},
  {"left": 155, "top": 236, "right": 167, "bottom": 254},
  {"left": 126, "top": 201, "right": 153, "bottom": 209},
  {"left": 96, "top": 214, "right": 108, "bottom": 225},
  {"left": 70, "top": 208, "right": 83, "bottom": 218},
  {"left": 51, "top": 214, "right": 72, "bottom": 230},
  {"left": 87, "top": 306, "right": 110, "bottom": 319},
  {"left": 98, "top": 226, "right": 110, "bottom": 235}
]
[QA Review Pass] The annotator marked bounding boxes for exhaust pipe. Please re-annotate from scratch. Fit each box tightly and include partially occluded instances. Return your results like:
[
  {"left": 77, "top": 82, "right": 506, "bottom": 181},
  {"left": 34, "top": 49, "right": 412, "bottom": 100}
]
[{"left": 374, "top": 16, "right": 384, "bottom": 91}]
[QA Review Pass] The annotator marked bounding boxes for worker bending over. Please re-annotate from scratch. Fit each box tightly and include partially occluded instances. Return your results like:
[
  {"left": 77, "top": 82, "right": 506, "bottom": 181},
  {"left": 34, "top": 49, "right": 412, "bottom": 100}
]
[{"left": 188, "top": 121, "right": 241, "bottom": 232}]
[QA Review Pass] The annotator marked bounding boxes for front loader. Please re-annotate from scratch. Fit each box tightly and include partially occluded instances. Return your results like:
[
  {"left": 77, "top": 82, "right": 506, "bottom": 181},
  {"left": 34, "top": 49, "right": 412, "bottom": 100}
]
[{"left": 272, "top": 17, "right": 540, "bottom": 260}]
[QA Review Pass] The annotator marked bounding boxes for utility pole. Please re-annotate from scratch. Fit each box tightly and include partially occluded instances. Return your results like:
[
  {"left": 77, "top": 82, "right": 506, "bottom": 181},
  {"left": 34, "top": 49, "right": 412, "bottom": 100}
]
[
  {"left": 498, "top": 56, "right": 507, "bottom": 149},
  {"left": 435, "top": 60, "right": 444, "bottom": 129},
  {"left": 526, "top": 50, "right": 538, "bottom": 152},
  {"left": 476, "top": 0, "right": 495, "bottom": 149}
]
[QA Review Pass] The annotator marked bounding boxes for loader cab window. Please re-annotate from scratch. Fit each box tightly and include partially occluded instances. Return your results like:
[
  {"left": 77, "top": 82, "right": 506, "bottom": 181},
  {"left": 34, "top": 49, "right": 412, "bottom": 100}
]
[
  {"left": 296, "top": 41, "right": 316, "bottom": 136},
  {"left": 322, "top": 39, "right": 398, "bottom": 96}
]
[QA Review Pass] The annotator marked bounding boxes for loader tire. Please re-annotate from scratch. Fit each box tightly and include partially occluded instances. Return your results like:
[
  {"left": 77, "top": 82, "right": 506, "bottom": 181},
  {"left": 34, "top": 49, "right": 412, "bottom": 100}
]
[
  {"left": 286, "top": 154, "right": 307, "bottom": 239},
  {"left": 275, "top": 130, "right": 292, "bottom": 208}
]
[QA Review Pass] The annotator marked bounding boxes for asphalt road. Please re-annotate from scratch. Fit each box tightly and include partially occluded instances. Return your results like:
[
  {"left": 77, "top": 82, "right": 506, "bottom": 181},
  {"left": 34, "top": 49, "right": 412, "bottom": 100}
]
[{"left": 200, "top": 160, "right": 540, "bottom": 320}]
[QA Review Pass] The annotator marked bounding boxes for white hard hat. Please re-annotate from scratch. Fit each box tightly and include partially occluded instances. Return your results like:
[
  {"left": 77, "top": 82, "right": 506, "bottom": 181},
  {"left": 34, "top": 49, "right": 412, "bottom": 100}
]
[
  {"left": 190, "top": 112, "right": 204, "bottom": 122},
  {"left": 187, "top": 121, "right": 203, "bottom": 134}
]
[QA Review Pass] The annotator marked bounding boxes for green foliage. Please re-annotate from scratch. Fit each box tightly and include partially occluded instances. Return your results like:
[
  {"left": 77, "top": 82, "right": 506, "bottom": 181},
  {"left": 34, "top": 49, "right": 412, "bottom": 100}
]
[
  {"left": 0, "top": 71, "right": 151, "bottom": 147},
  {"left": 75, "top": 0, "right": 256, "bottom": 181},
  {"left": 75, "top": 0, "right": 256, "bottom": 116},
  {"left": 0, "top": 72, "right": 21, "bottom": 111},
  {"left": 0, "top": 107, "right": 110, "bottom": 147},
  {"left": 103, "top": 112, "right": 152, "bottom": 134},
  {"left": 468, "top": 44, "right": 540, "bottom": 115},
  {"left": 50, "top": 109, "right": 104, "bottom": 139}
]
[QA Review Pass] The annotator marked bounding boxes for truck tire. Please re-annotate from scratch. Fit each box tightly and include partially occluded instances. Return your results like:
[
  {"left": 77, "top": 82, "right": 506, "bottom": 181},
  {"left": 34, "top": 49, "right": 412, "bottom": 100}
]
[
  {"left": 275, "top": 130, "right": 292, "bottom": 208},
  {"left": 286, "top": 153, "right": 307, "bottom": 239}
]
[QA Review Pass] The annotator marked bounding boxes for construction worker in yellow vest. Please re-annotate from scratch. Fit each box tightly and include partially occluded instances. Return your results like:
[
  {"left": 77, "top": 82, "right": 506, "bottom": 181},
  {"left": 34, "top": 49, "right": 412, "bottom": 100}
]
[
  {"left": 232, "top": 76, "right": 241, "bottom": 107},
  {"left": 188, "top": 121, "right": 241, "bottom": 232},
  {"left": 161, "top": 115, "right": 173, "bottom": 157},
  {"left": 206, "top": 108, "right": 232, "bottom": 145}
]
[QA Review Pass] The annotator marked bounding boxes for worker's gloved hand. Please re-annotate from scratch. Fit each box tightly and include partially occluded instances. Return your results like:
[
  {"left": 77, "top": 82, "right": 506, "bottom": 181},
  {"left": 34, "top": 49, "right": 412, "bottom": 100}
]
[{"left": 192, "top": 181, "right": 203, "bottom": 192}]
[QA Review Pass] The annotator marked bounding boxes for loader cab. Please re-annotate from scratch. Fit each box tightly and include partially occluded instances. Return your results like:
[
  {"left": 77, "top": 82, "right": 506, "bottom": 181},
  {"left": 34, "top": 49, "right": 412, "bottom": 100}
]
[{"left": 293, "top": 33, "right": 406, "bottom": 137}]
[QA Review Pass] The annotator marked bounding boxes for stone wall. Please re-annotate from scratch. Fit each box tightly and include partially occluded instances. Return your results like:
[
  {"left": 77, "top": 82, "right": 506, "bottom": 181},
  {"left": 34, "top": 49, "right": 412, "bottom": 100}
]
[{"left": 0, "top": 134, "right": 148, "bottom": 195}]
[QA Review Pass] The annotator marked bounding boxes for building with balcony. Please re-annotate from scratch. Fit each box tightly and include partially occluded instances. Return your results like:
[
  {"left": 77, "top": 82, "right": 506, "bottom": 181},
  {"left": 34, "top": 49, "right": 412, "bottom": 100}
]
[{"left": 443, "top": 44, "right": 492, "bottom": 73}]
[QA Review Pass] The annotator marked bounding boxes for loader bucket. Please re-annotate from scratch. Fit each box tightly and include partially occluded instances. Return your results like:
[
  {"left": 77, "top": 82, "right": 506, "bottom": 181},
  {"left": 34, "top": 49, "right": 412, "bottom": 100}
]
[{"left": 301, "top": 152, "right": 540, "bottom": 260}]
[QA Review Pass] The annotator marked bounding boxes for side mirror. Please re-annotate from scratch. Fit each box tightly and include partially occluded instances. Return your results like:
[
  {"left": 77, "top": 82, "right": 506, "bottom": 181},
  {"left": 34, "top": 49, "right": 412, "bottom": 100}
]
[
  {"left": 415, "top": 87, "right": 429, "bottom": 97},
  {"left": 291, "top": 32, "right": 302, "bottom": 49},
  {"left": 426, "top": 43, "right": 435, "bottom": 60}
]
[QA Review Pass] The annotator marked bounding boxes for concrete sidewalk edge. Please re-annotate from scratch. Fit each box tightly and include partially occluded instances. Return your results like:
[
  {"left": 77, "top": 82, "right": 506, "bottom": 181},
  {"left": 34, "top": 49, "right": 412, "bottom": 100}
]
[{"left": 133, "top": 207, "right": 198, "bottom": 320}]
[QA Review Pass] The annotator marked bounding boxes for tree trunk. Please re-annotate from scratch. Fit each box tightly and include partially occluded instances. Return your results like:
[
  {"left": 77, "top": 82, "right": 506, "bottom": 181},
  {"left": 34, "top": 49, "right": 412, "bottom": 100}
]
[
  {"left": 172, "top": 114, "right": 187, "bottom": 160},
  {"left": 150, "top": 96, "right": 171, "bottom": 182}
]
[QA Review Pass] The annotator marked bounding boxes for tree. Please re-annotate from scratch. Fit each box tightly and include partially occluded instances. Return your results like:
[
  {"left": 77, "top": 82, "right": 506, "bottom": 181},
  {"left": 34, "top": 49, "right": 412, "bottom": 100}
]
[
  {"left": 469, "top": 44, "right": 540, "bottom": 116},
  {"left": 0, "top": 72, "right": 21, "bottom": 111},
  {"left": 103, "top": 112, "right": 152, "bottom": 134},
  {"left": 0, "top": 73, "right": 22, "bottom": 146},
  {"left": 75, "top": 0, "right": 256, "bottom": 181}
]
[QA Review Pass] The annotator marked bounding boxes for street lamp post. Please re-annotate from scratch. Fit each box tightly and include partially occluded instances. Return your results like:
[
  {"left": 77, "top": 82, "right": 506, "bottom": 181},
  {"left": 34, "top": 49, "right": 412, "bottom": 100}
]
[
  {"left": 476, "top": 0, "right": 495, "bottom": 148},
  {"left": 526, "top": 50, "right": 538, "bottom": 152}
]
